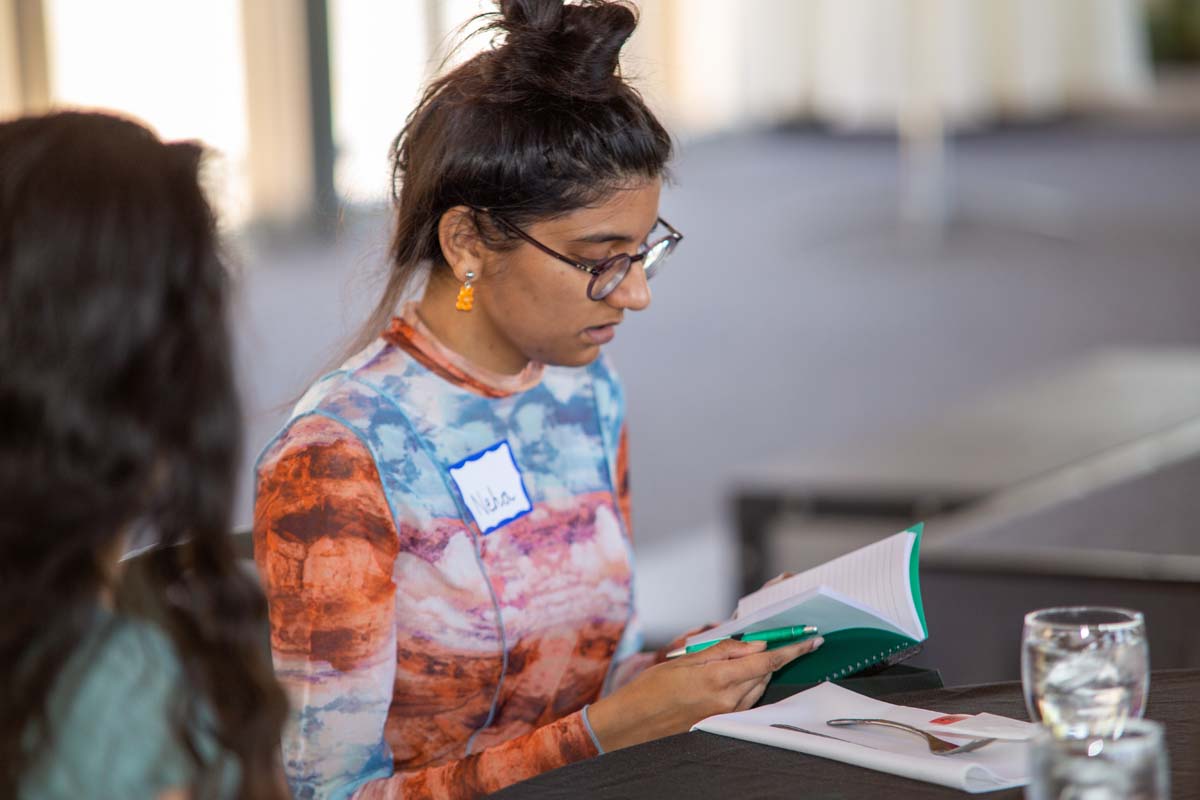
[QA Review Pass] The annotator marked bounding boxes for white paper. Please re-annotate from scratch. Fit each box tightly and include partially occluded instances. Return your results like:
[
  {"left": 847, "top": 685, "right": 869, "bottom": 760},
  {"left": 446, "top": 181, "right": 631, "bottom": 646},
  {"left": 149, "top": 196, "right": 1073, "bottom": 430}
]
[
  {"left": 920, "top": 712, "right": 1038, "bottom": 742},
  {"left": 692, "top": 683, "right": 1030, "bottom": 794},
  {"left": 447, "top": 440, "right": 532, "bottom": 534}
]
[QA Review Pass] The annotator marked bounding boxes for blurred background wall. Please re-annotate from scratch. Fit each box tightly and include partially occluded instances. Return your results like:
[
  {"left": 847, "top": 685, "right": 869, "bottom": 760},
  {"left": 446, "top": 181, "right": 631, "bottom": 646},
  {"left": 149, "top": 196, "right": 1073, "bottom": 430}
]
[{"left": 4, "top": 0, "right": 1200, "bottom": 679}]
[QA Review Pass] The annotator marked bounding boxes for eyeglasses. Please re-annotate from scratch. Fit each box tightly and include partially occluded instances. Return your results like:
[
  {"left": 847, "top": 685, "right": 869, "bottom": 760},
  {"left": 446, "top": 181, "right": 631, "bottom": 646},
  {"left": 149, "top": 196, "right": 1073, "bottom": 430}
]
[{"left": 474, "top": 208, "right": 683, "bottom": 301}]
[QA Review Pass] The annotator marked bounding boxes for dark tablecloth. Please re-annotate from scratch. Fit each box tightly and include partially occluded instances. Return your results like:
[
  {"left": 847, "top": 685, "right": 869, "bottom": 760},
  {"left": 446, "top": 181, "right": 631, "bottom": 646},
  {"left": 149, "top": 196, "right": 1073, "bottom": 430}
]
[{"left": 489, "top": 669, "right": 1199, "bottom": 799}]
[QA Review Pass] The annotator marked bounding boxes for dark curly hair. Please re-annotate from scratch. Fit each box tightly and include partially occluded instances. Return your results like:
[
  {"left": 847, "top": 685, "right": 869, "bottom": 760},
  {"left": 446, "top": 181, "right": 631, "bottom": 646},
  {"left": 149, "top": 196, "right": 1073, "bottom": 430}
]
[
  {"left": 0, "top": 111, "right": 288, "bottom": 799},
  {"left": 348, "top": 0, "right": 673, "bottom": 353}
]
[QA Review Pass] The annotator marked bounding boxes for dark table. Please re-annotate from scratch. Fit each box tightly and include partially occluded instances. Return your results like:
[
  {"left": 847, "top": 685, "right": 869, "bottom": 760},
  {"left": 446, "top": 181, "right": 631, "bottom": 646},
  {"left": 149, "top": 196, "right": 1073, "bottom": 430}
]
[{"left": 489, "top": 670, "right": 1199, "bottom": 799}]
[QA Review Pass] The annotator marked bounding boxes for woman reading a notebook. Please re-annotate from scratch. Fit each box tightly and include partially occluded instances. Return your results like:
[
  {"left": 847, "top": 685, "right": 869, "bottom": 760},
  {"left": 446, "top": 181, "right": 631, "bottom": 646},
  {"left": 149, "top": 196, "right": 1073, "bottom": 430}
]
[{"left": 252, "top": 1, "right": 823, "bottom": 797}]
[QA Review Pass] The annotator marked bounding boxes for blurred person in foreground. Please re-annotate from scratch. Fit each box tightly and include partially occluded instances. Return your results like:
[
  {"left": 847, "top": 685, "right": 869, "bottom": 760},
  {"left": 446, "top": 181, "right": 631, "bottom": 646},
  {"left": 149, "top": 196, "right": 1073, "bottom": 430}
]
[
  {"left": 0, "top": 111, "right": 288, "bottom": 800},
  {"left": 253, "top": 1, "right": 822, "bottom": 798}
]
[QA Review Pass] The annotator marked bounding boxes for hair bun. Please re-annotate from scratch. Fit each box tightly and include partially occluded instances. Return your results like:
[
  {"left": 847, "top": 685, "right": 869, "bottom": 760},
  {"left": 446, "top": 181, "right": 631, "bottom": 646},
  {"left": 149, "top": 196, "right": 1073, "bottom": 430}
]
[
  {"left": 498, "top": 0, "right": 564, "bottom": 34},
  {"left": 493, "top": 0, "right": 638, "bottom": 101}
]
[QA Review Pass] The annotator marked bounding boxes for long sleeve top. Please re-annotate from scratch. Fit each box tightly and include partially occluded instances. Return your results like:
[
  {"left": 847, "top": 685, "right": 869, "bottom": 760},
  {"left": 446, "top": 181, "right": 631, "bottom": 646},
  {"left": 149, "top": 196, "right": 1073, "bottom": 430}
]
[
  {"left": 20, "top": 609, "right": 239, "bottom": 799},
  {"left": 254, "top": 305, "right": 650, "bottom": 799}
]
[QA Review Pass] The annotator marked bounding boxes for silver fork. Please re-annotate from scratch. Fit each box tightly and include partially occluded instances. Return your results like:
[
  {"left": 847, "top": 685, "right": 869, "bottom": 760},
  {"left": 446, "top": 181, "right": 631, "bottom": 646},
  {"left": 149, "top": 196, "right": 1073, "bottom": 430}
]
[
  {"left": 770, "top": 723, "right": 880, "bottom": 749},
  {"left": 825, "top": 718, "right": 996, "bottom": 756}
]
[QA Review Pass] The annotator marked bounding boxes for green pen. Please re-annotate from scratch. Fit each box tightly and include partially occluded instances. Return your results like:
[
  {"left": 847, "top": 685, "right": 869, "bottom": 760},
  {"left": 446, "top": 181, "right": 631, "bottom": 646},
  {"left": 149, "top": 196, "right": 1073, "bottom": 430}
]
[{"left": 665, "top": 625, "right": 818, "bottom": 659}]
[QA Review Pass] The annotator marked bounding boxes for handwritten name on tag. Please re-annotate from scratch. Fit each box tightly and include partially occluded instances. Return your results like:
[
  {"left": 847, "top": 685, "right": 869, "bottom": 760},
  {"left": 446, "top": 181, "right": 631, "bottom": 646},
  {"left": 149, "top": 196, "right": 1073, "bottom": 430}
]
[{"left": 447, "top": 440, "right": 533, "bottom": 535}]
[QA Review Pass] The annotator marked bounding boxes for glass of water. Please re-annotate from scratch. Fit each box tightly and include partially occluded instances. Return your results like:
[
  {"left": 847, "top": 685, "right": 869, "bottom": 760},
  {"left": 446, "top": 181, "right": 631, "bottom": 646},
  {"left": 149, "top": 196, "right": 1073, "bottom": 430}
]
[
  {"left": 1026, "top": 719, "right": 1169, "bottom": 800},
  {"left": 1022, "top": 607, "right": 1149, "bottom": 739}
]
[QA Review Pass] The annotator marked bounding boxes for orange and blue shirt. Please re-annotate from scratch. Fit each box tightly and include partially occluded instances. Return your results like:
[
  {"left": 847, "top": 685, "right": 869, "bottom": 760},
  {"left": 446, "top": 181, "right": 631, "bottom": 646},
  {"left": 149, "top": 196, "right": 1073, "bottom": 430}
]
[{"left": 254, "top": 304, "right": 650, "bottom": 799}]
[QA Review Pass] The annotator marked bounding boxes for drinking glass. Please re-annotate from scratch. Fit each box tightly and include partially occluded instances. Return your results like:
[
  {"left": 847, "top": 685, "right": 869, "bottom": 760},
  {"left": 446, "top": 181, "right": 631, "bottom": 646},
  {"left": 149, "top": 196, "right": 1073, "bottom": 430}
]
[
  {"left": 1026, "top": 719, "right": 1169, "bottom": 800},
  {"left": 1021, "top": 607, "right": 1148, "bottom": 739}
]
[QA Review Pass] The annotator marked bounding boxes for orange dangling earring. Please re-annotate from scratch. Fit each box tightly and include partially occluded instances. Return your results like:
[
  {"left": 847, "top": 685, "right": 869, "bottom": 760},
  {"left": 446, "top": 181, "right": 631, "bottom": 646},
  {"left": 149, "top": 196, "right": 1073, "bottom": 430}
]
[{"left": 455, "top": 271, "right": 476, "bottom": 312}]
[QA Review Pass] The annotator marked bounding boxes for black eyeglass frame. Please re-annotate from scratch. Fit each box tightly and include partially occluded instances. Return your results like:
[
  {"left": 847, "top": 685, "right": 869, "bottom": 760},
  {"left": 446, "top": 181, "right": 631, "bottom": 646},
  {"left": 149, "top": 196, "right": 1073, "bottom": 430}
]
[{"left": 471, "top": 207, "right": 683, "bottom": 301}]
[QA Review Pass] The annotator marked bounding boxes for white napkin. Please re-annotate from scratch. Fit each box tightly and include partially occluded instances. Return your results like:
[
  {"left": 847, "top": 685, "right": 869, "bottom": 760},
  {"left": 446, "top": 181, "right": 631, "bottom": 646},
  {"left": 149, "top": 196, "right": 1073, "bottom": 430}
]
[
  {"left": 692, "top": 683, "right": 1031, "bottom": 794},
  {"left": 916, "top": 712, "right": 1037, "bottom": 742}
]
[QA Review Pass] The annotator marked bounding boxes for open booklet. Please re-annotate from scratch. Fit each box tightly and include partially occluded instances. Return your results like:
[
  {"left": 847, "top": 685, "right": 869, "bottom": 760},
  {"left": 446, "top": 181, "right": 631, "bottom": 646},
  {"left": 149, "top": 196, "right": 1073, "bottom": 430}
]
[
  {"left": 692, "top": 682, "right": 1032, "bottom": 793},
  {"left": 688, "top": 523, "right": 928, "bottom": 684}
]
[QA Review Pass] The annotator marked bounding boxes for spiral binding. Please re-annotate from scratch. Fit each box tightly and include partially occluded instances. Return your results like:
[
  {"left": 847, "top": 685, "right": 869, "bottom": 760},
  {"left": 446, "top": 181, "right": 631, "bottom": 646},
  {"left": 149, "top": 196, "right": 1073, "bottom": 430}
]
[{"left": 825, "top": 641, "right": 910, "bottom": 681}]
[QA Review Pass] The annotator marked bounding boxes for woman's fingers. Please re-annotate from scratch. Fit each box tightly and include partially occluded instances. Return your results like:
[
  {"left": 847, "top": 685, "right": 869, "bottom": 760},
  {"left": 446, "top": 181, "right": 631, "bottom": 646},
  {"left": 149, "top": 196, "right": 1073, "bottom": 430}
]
[
  {"left": 717, "top": 637, "right": 823, "bottom": 711},
  {"left": 680, "top": 637, "right": 767, "bottom": 664},
  {"left": 715, "top": 636, "right": 824, "bottom": 684},
  {"left": 677, "top": 635, "right": 823, "bottom": 717},
  {"left": 734, "top": 675, "right": 772, "bottom": 711}
]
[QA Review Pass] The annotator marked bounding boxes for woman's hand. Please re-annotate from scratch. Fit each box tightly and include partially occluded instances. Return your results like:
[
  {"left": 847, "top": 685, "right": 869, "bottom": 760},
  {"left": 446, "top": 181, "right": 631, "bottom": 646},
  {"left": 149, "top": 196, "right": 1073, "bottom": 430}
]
[{"left": 586, "top": 635, "right": 823, "bottom": 751}]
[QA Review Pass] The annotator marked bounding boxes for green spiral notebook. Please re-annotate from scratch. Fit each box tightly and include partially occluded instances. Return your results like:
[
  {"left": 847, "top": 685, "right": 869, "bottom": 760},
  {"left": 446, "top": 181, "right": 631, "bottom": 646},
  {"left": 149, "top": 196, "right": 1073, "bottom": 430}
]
[{"left": 687, "top": 523, "right": 928, "bottom": 684}]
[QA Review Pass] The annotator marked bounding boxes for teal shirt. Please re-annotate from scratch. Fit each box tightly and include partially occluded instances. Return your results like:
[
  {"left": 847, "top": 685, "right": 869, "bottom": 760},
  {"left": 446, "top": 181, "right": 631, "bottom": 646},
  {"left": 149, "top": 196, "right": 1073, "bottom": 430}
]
[{"left": 19, "top": 610, "right": 239, "bottom": 800}]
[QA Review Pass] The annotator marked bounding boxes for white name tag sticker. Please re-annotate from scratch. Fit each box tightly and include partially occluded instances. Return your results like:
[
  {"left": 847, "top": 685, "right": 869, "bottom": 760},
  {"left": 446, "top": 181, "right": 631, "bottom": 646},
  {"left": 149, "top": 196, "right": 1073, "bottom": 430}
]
[{"left": 447, "top": 440, "right": 533, "bottom": 535}]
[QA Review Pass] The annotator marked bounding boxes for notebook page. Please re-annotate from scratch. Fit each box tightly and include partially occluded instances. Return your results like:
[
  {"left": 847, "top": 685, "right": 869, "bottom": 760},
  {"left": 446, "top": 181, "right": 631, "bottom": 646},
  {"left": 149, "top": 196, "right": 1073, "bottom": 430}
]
[{"left": 735, "top": 530, "right": 921, "bottom": 639}]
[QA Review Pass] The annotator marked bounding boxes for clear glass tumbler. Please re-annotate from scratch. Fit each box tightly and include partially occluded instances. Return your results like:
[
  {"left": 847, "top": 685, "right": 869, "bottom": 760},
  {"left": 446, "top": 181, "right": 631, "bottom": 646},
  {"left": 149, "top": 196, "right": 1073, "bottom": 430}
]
[
  {"left": 1026, "top": 719, "right": 1169, "bottom": 800},
  {"left": 1021, "top": 607, "right": 1148, "bottom": 739}
]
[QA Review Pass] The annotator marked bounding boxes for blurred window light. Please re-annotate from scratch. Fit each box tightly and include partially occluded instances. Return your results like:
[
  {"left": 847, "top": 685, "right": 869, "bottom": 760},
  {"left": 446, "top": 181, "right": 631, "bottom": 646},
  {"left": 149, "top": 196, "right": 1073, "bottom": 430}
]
[
  {"left": 437, "top": 0, "right": 493, "bottom": 65},
  {"left": 328, "top": 0, "right": 491, "bottom": 207},
  {"left": 42, "top": 0, "right": 251, "bottom": 226},
  {"left": 328, "top": 0, "right": 428, "bottom": 206}
]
